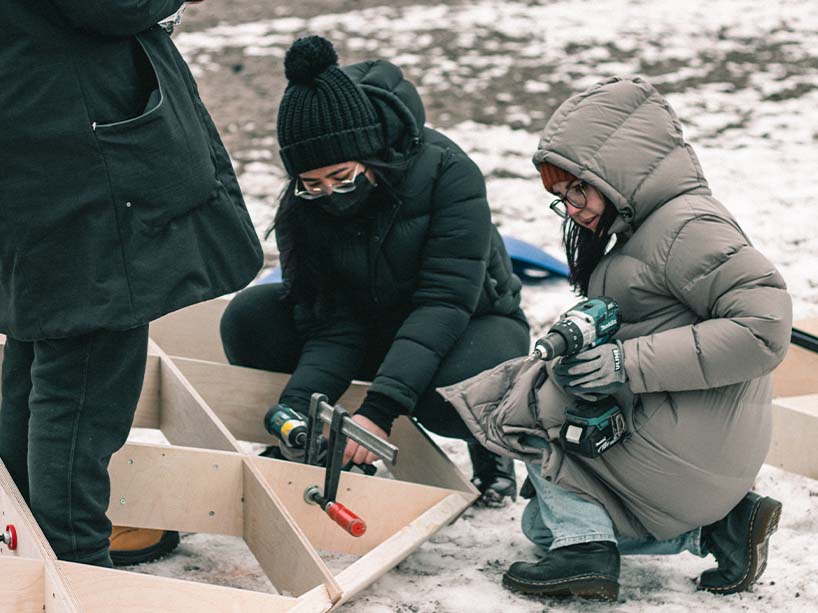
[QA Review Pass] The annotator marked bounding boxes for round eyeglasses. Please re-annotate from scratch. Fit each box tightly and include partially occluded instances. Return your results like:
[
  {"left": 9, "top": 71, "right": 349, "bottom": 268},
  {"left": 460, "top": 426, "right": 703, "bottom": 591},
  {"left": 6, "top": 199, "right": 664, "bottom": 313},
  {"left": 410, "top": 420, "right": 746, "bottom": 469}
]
[
  {"left": 294, "top": 164, "right": 364, "bottom": 200},
  {"left": 549, "top": 181, "right": 588, "bottom": 219}
]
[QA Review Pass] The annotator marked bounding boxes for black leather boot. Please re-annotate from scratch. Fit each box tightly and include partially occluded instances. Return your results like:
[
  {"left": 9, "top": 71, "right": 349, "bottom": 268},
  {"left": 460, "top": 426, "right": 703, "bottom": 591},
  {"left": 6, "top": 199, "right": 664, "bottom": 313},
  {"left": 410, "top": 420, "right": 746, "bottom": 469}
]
[
  {"left": 698, "top": 491, "right": 782, "bottom": 595},
  {"left": 503, "top": 541, "right": 620, "bottom": 601},
  {"left": 467, "top": 442, "right": 517, "bottom": 507}
]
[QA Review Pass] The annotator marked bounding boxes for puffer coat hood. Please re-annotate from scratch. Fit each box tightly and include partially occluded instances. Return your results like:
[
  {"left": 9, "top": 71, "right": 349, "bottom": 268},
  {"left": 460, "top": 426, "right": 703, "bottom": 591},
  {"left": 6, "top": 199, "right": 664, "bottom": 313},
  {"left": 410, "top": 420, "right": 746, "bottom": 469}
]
[
  {"left": 442, "top": 76, "right": 792, "bottom": 540},
  {"left": 532, "top": 76, "right": 709, "bottom": 233}
]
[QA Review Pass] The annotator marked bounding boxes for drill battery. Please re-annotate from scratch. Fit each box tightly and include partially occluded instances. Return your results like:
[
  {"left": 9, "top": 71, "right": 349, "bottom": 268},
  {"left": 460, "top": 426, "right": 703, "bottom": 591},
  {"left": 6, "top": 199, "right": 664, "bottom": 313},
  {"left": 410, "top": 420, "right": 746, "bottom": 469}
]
[{"left": 559, "top": 396, "right": 627, "bottom": 458}]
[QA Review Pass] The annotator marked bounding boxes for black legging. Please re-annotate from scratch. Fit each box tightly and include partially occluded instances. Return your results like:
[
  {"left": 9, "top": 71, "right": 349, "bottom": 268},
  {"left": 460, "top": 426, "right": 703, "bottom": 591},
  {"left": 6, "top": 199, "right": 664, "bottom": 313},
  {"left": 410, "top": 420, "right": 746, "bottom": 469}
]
[{"left": 220, "top": 283, "right": 530, "bottom": 439}]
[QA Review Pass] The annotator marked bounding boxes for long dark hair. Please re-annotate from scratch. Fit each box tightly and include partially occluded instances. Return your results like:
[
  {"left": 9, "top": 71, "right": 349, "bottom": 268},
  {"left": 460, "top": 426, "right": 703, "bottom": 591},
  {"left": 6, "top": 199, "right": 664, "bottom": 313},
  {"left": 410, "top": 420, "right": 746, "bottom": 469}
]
[
  {"left": 563, "top": 198, "right": 619, "bottom": 296},
  {"left": 270, "top": 155, "right": 415, "bottom": 314}
]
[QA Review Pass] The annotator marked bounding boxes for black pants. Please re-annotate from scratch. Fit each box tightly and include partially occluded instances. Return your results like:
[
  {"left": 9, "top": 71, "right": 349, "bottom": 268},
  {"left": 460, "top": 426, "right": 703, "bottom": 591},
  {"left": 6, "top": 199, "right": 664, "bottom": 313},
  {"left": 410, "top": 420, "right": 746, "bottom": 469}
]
[
  {"left": 0, "top": 325, "right": 148, "bottom": 566},
  {"left": 220, "top": 283, "right": 530, "bottom": 439}
]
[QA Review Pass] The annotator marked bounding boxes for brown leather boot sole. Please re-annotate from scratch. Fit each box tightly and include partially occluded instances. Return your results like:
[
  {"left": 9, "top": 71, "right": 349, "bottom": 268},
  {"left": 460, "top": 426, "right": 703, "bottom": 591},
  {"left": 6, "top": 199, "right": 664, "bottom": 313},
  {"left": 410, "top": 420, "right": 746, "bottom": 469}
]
[{"left": 110, "top": 529, "right": 181, "bottom": 567}]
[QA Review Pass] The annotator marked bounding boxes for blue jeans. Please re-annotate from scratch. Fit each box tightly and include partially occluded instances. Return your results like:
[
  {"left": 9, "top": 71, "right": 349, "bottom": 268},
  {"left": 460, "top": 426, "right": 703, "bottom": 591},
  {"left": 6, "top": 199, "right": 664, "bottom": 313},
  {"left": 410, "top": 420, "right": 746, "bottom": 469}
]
[{"left": 523, "top": 462, "right": 705, "bottom": 557}]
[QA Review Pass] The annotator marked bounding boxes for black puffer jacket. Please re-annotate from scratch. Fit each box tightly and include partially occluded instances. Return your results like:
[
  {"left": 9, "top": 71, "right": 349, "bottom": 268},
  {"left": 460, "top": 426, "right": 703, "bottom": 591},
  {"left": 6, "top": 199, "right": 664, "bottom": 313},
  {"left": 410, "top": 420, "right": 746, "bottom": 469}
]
[{"left": 277, "top": 60, "right": 522, "bottom": 425}]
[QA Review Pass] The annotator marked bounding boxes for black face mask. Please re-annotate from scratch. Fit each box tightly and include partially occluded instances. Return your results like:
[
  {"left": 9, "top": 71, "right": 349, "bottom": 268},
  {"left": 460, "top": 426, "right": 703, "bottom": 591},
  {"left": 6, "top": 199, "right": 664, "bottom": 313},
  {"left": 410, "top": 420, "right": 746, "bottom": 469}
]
[{"left": 317, "top": 173, "right": 377, "bottom": 217}]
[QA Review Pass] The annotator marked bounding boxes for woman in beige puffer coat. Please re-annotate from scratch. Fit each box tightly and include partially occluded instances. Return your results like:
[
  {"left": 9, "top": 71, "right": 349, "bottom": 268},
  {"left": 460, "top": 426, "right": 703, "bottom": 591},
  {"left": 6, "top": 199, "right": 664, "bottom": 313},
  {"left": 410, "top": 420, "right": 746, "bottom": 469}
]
[{"left": 440, "top": 76, "right": 792, "bottom": 601}]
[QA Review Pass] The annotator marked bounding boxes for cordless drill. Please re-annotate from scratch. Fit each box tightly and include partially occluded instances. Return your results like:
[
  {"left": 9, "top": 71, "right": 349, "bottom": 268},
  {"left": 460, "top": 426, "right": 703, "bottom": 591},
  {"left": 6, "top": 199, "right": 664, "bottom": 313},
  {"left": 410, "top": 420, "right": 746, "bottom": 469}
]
[
  {"left": 533, "top": 297, "right": 621, "bottom": 360},
  {"left": 533, "top": 297, "right": 628, "bottom": 458},
  {"left": 264, "top": 404, "right": 308, "bottom": 448}
]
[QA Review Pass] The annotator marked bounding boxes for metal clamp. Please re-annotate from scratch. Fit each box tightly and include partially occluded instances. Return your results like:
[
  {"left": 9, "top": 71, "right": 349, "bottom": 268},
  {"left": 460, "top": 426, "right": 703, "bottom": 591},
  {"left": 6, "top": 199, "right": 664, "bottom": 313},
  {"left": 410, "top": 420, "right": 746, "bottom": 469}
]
[
  {"left": 306, "top": 393, "right": 399, "bottom": 466},
  {"left": 302, "top": 393, "right": 400, "bottom": 537}
]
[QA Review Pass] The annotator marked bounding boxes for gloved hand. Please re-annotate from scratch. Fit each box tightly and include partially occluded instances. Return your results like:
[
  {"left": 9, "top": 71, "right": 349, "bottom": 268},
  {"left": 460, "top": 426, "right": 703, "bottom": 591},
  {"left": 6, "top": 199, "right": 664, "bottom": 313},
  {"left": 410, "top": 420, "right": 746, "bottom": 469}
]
[{"left": 553, "top": 340, "right": 628, "bottom": 398}]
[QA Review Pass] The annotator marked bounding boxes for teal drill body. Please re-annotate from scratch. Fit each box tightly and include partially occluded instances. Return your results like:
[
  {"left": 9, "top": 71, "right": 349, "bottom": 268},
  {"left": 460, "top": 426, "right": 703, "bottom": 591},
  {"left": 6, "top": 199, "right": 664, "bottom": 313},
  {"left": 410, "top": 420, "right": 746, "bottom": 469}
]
[
  {"left": 533, "top": 297, "right": 628, "bottom": 458},
  {"left": 533, "top": 297, "right": 621, "bottom": 360},
  {"left": 264, "top": 404, "right": 308, "bottom": 447}
]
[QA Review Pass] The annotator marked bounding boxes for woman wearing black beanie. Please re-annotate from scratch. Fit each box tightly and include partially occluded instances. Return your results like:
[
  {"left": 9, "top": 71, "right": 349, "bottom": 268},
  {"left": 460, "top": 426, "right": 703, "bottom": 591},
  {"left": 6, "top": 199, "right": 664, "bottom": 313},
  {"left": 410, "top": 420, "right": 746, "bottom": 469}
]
[{"left": 220, "top": 36, "right": 529, "bottom": 505}]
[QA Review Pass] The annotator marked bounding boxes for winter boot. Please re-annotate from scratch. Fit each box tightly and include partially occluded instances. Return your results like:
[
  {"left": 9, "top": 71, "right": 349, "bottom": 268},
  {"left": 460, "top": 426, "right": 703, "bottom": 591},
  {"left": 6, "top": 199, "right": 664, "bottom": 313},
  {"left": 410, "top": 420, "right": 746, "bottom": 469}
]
[
  {"left": 109, "top": 527, "right": 181, "bottom": 567},
  {"left": 503, "top": 541, "right": 620, "bottom": 601},
  {"left": 467, "top": 442, "right": 517, "bottom": 507},
  {"left": 697, "top": 492, "right": 782, "bottom": 595}
]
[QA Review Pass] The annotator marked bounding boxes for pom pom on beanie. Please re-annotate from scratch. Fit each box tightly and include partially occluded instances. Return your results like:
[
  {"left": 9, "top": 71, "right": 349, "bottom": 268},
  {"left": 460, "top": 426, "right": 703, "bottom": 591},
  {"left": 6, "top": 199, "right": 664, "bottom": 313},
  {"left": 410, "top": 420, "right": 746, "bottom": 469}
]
[{"left": 284, "top": 35, "right": 339, "bottom": 85}]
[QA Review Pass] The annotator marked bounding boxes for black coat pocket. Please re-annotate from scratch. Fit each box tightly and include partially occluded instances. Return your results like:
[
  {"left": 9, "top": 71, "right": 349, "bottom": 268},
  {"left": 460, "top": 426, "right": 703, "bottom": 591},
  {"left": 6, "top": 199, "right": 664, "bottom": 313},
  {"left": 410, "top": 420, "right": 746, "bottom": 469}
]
[{"left": 92, "top": 33, "right": 218, "bottom": 232}]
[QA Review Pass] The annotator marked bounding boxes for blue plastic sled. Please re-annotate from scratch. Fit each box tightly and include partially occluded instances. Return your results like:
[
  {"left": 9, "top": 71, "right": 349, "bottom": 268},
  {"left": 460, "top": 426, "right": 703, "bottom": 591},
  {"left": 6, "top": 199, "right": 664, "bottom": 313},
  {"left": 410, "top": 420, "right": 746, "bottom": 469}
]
[
  {"left": 256, "top": 235, "right": 568, "bottom": 286},
  {"left": 257, "top": 267, "right": 282, "bottom": 285},
  {"left": 501, "top": 235, "right": 570, "bottom": 282}
]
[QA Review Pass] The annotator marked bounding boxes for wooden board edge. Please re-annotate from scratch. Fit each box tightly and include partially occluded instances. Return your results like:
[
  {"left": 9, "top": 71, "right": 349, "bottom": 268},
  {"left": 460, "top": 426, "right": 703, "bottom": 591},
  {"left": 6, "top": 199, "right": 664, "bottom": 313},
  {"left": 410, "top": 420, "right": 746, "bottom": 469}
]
[{"left": 331, "top": 492, "right": 474, "bottom": 607}]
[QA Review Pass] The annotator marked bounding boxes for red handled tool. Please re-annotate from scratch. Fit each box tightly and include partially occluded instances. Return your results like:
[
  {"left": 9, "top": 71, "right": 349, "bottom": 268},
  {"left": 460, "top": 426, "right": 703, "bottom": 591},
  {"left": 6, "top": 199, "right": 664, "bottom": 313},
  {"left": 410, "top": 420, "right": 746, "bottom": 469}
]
[
  {"left": 1, "top": 524, "right": 17, "bottom": 550},
  {"left": 303, "top": 394, "right": 399, "bottom": 537}
]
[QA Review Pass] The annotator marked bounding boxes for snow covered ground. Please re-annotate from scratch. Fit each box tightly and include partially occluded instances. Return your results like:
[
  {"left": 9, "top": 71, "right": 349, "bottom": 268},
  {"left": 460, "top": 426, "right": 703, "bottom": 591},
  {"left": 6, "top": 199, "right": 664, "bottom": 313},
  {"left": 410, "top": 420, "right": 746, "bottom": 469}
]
[{"left": 128, "top": 1, "right": 818, "bottom": 610}]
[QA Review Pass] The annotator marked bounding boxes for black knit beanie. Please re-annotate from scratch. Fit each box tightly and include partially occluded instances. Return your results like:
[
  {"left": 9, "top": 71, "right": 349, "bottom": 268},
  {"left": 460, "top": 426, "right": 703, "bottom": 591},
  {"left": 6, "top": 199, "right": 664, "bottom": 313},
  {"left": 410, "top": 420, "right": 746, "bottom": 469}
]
[{"left": 277, "top": 36, "right": 385, "bottom": 176}]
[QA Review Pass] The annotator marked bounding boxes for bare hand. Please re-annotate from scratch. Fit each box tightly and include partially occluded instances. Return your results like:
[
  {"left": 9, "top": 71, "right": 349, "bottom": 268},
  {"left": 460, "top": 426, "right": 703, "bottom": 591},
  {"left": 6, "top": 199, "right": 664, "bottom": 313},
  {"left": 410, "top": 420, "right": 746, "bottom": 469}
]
[{"left": 342, "top": 414, "right": 388, "bottom": 467}]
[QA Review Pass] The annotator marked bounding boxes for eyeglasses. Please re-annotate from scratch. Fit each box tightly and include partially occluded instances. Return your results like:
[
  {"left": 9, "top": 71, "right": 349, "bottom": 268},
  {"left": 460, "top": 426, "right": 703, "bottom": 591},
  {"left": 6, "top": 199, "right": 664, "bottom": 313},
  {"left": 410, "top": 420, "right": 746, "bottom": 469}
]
[
  {"left": 549, "top": 181, "right": 588, "bottom": 219},
  {"left": 294, "top": 164, "right": 364, "bottom": 200}
]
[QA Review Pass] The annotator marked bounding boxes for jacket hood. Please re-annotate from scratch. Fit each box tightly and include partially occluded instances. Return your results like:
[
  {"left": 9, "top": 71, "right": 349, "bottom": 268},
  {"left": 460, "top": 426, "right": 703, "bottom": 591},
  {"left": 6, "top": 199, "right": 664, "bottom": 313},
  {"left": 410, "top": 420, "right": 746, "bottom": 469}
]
[
  {"left": 343, "top": 60, "right": 425, "bottom": 158},
  {"left": 532, "top": 76, "right": 710, "bottom": 231}
]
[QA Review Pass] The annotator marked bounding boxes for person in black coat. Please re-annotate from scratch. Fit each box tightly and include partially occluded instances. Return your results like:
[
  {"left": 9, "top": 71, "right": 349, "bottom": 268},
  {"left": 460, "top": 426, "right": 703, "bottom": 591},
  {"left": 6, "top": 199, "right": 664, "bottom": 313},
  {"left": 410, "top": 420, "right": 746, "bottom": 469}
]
[
  {"left": 0, "top": 1, "right": 262, "bottom": 567},
  {"left": 220, "top": 36, "right": 529, "bottom": 504}
]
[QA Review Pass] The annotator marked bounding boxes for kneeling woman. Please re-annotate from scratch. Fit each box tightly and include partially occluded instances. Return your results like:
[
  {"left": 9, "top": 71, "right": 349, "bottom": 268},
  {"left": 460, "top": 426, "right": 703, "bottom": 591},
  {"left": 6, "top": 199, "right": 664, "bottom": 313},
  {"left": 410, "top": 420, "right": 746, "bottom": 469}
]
[
  {"left": 442, "top": 76, "right": 792, "bottom": 599},
  {"left": 220, "top": 36, "right": 529, "bottom": 504}
]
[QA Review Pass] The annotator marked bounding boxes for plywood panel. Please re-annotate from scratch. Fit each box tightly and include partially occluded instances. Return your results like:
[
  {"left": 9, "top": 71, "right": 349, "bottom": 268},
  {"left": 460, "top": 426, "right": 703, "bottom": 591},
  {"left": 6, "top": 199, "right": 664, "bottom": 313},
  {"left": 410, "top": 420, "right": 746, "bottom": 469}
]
[
  {"left": 249, "top": 456, "right": 452, "bottom": 556},
  {"left": 131, "top": 354, "right": 162, "bottom": 429},
  {"left": 772, "top": 319, "right": 818, "bottom": 398},
  {"left": 333, "top": 492, "right": 474, "bottom": 605},
  {"left": 107, "top": 443, "right": 244, "bottom": 536},
  {"left": 150, "top": 299, "right": 230, "bottom": 364},
  {"left": 0, "top": 557, "right": 45, "bottom": 612},
  {"left": 171, "top": 358, "right": 367, "bottom": 444},
  {"left": 767, "top": 394, "right": 818, "bottom": 480},
  {"left": 59, "top": 561, "right": 298, "bottom": 612},
  {"left": 0, "top": 462, "right": 52, "bottom": 561},
  {"left": 157, "top": 349, "right": 241, "bottom": 452},
  {"left": 388, "top": 418, "right": 477, "bottom": 495},
  {"left": 242, "top": 463, "right": 340, "bottom": 601}
]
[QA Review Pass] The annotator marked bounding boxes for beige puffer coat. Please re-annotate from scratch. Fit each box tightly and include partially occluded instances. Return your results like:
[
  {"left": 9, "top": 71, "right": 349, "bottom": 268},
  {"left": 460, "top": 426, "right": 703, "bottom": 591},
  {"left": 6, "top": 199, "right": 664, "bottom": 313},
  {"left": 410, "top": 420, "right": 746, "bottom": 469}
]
[{"left": 440, "top": 76, "right": 792, "bottom": 540}]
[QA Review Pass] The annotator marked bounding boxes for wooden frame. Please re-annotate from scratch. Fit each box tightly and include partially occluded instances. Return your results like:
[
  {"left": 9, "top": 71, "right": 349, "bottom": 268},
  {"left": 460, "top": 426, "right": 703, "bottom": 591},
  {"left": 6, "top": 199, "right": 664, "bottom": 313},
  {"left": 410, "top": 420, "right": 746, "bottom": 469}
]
[
  {"left": 0, "top": 299, "right": 477, "bottom": 611},
  {"left": 6, "top": 301, "right": 815, "bottom": 610},
  {"left": 769, "top": 318, "right": 818, "bottom": 480}
]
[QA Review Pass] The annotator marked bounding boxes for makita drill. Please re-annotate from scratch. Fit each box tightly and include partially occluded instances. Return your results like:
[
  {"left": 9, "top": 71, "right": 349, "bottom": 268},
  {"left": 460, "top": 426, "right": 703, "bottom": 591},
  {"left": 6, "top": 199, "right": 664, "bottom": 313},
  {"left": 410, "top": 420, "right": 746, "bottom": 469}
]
[
  {"left": 533, "top": 297, "right": 628, "bottom": 458},
  {"left": 533, "top": 296, "right": 621, "bottom": 360}
]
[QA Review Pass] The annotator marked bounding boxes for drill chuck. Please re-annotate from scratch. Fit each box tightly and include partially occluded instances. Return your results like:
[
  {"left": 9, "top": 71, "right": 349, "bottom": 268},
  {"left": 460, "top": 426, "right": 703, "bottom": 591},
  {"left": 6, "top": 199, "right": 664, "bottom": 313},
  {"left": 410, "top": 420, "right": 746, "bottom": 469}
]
[
  {"left": 533, "top": 333, "right": 567, "bottom": 360},
  {"left": 533, "top": 318, "right": 586, "bottom": 360}
]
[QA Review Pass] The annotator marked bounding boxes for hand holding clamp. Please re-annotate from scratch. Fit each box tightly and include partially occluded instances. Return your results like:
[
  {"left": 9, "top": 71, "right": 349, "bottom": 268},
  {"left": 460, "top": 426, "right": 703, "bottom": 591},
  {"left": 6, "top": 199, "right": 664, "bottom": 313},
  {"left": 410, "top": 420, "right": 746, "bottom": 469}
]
[{"left": 303, "top": 393, "right": 399, "bottom": 537}]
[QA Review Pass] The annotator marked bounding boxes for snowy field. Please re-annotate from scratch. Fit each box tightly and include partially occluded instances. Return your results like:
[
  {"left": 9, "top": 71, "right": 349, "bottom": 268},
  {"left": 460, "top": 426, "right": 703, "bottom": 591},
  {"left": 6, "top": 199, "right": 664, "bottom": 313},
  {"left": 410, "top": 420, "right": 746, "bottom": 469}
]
[{"left": 129, "top": 1, "right": 818, "bottom": 611}]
